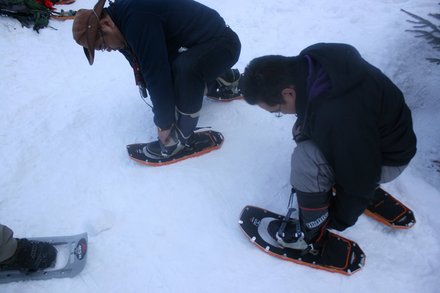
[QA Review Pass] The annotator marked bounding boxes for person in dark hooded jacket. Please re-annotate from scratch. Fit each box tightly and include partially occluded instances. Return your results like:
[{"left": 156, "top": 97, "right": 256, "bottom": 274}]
[{"left": 240, "top": 43, "right": 417, "bottom": 250}]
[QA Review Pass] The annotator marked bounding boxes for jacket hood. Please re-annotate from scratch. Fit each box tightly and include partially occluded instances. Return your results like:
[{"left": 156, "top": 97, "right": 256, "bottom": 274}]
[{"left": 299, "top": 43, "right": 370, "bottom": 97}]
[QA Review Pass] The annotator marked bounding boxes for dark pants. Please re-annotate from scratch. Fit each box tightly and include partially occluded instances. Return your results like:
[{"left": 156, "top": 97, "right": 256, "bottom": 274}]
[
  {"left": 291, "top": 140, "right": 408, "bottom": 192},
  {"left": 171, "top": 27, "right": 241, "bottom": 114}
]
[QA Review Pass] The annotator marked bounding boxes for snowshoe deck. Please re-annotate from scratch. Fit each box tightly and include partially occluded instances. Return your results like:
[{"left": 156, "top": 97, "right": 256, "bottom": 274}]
[
  {"left": 239, "top": 206, "right": 365, "bottom": 276},
  {"left": 127, "top": 130, "right": 224, "bottom": 166},
  {"left": 364, "top": 187, "right": 416, "bottom": 229},
  {"left": 0, "top": 233, "right": 87, "bottom": 283}
]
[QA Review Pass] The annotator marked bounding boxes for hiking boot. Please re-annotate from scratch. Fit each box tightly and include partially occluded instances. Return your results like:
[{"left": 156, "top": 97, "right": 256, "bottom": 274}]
[
  {"left": 143, "top": 109, "right": 199, "bottom": 159},
  {"left": 296, "top": 190, "right": 331, "bottom": 244},
  {"left": 0, "top": 238, "right": 57, "bottom": 271},
  {"left": 143, "top": 126, "right": 187, "bottom": 158},
  {"left": 206, "top": 69, "right": 242, "bottom": 101}
]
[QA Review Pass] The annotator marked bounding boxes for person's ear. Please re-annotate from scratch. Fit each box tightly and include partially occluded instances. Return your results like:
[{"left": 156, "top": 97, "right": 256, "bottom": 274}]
[
  {"left": 281, "top": 86, "right": 295, "bottom": 101},
  {"left": 99, "top": 14, "right": 116, "bottom": 30}
]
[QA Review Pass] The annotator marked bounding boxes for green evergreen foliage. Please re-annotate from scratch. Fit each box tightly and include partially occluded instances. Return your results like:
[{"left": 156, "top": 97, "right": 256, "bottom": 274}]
[
  {"left": 402, "top": 4, "right": 440, "bottom": 65},
  {"left": 0, "top": 0, "right": 51, "bottom": 32}
]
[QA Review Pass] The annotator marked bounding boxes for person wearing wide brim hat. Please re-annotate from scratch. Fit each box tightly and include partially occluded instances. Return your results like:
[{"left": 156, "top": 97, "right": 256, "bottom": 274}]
[
  {"left": 72, "top": 0, "right": 241, "bottom": 162},
  {"left": 72, "top": 0, "right": 109, "bottom": 65}
]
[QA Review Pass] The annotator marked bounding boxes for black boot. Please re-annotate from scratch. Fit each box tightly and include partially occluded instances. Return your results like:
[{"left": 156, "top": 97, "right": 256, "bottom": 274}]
[
  {"left": 206, "top": 69, "right": 242, "bottom": 101},
  {"left": 296, "top": 190, "right": 331, "bottom": 245},
  {"left": 267, "top": 190, "right": 331, "bottom": 252},
  {"left": 0, "top": 238, "right": 57, "bottom": 271}
]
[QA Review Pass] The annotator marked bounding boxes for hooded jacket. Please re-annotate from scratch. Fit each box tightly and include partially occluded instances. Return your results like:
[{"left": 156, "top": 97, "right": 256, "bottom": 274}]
[
  {"left": 106, "top": 0, "right": 226, "bottom": 129},
  {"left": 294, "top": 43, "right": 417, "bottom": 230}
]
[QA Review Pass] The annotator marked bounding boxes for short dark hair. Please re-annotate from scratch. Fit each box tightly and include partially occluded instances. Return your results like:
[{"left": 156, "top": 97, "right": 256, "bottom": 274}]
[{"left": 240, "top": 55, "right": 297, "bottom": 106}]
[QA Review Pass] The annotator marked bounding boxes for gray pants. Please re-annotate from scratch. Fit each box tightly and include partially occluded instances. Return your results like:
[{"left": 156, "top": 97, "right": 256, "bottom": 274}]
[
  {"left": 0, "top": 224, "right": 17, "bottom": 263},
  {"left": 291, "top": 140, "right": 407, "bottom": 193}
]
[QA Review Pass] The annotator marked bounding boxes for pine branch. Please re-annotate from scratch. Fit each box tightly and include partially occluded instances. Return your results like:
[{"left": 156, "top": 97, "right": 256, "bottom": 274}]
[
  {"left": 427, "top": 57, "right": 440, "bottom": 64},
  {"left": 401, "top": 9, "right": 439, "bottom": 32},
  {"left": 401, "top": 7, "right": 440, "bottom": 64},
  {"left": 406, "top": 29, "right": 440, "bottom": 48},
  {"left": 429, "top": 13, "right": 440, "bottom": 21}
]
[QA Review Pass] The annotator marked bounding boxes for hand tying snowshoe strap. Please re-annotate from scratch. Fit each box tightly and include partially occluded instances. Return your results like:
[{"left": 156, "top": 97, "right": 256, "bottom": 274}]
[
  {"left": 158, "top": 126, "right": 187, "bottom": 157},
  {"left": 143, "top": 126, "right": 186, "bottom": 158}
]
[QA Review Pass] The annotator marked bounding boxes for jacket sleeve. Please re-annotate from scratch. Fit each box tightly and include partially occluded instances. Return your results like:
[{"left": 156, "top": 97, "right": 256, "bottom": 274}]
[
  {"left": 123, "top": 14, "right": 176, "bottom": 130},
  {"left": 329, "top": 187, "right": 373, "bottom": 230},
  {"left": 312, "top": 98, "right": 381, "bottom": 230}
]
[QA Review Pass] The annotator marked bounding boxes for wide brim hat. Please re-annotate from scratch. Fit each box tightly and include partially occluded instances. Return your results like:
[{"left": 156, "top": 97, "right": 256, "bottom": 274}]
[{"left": 72, "top": 0, "right": 106, "bottom": 65}]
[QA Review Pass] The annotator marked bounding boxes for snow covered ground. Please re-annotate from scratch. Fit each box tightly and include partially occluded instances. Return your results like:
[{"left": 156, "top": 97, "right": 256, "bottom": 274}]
[{"left": 1, "top": 0, "right": 439, "bottom": 292}]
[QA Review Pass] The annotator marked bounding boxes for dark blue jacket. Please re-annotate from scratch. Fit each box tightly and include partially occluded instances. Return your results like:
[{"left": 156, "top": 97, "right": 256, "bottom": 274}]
[{"left": 107, "top": 0, "right": 226, "bottom": 129}]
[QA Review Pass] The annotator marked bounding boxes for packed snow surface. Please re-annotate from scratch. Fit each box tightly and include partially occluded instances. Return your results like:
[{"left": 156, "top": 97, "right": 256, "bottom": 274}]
[{"left": 1, "top": 0, "right": 439, "bottom": 292}]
